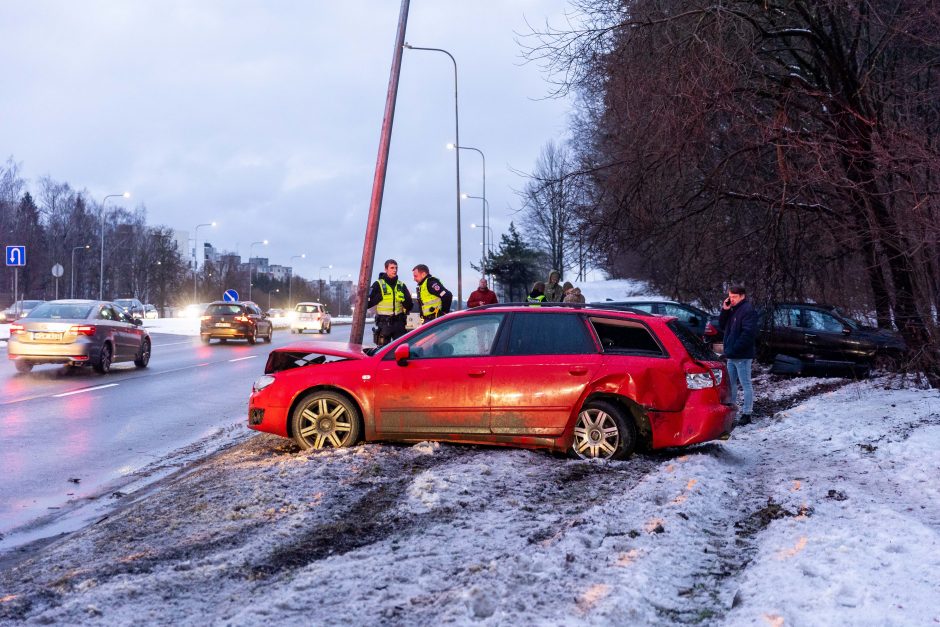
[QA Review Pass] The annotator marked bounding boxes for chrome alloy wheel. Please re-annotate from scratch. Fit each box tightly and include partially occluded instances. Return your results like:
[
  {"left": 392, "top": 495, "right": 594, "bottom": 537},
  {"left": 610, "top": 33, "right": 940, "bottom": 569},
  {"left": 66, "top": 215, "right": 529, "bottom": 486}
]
[
  {"left": 297, "top": 397, "right": 354, "bottom": 449},
  {"left": 573, "top": 408, "right": 621, "bottom": 459}
]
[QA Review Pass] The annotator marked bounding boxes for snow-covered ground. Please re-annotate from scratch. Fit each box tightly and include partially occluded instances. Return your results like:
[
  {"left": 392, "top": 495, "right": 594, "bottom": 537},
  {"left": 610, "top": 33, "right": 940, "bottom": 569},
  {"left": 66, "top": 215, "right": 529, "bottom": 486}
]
[{"left": 1, "top": 369, "right": 937, "bottom": 625}]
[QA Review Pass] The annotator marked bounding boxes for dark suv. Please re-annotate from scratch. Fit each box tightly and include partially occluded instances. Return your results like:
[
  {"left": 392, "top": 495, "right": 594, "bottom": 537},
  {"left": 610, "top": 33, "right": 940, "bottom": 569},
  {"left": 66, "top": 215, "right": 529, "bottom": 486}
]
[
  {"left": 200, "top": 301, "right": 274, "bottom": 345},
  {"left": 758, "top": 303, "right": 905, "bottom": 374}
]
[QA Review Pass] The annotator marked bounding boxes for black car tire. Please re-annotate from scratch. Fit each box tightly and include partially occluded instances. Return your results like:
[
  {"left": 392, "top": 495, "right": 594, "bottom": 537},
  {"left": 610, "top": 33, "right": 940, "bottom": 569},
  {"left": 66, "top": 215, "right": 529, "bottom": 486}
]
[
  {"left": 201, "top": 335, "right": 210, "bottom": 344},
  {"left": 326, "top": 323, "right": 331, "bottom": 334},
  {"left": 135, "top": 339, "right": 151, "bottom": 368},
  {"left": 290, "top": 391, "right": 361, "bottom": 451},
  {"left": 265, "top": 327, "right": 273, "bottom": 343},
  {"left": 247, "top": 330, "right": 257, "bottom": 345},
  {"left": 570, "top": 400, "right": 636, "bottom": 460},
  {"left": 93, "top": 343, "right": 113, "bottom": 374},
  {"left": 14, "top": 361, "right": 33, "bottom": 374}
]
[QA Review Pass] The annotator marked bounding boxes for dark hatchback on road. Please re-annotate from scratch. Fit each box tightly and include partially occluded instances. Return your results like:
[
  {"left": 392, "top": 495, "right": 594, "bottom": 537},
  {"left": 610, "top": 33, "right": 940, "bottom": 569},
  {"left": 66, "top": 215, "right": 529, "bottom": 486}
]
[
  {"left": 758, "top": 302, "right": 906, "bottom": 374},
  {"left": 200, "top": 301, "right": 274, "bottom": 345}
]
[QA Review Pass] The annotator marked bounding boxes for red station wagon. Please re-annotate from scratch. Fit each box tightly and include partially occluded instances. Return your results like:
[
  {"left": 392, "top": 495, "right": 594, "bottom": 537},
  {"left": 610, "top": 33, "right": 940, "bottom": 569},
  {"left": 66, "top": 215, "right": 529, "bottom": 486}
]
[{"left": 248, "top": 304, "right": 735, "bottom": 459}]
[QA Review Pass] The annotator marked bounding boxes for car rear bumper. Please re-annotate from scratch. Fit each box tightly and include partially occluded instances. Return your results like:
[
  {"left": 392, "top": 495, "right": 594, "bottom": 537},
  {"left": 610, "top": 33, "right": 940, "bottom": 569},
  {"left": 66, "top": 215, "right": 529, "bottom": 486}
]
[
  {"left": 291, "top": 320, "right": 326, "bottom": 331},
  {"left": 8, "top": 339, "right": 94, "bottom": 365},
  {"left": 201, "top": 325, "right": 254, "bottom": 339},
  {"left": 648, "top": 400, "right": 736, "bottom": 448}
]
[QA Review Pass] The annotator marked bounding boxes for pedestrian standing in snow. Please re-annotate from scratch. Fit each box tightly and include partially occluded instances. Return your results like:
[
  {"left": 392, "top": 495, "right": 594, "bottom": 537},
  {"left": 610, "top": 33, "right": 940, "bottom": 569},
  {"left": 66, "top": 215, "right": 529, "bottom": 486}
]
[
  {"left": 544, "top": 270, "right": 565, "bottom": 302},
  {"left": 467, "top": 278, "right": 498, "bottom": 308},
  {"left": 366, "top": 259, "right": 413, "bottom": 346},
  {"left": 412, "top": 264, "right": 452, "bottom": 323},
  {"left": 527, "top": 281, "right": 546, "bottom": 305},
  {"left": 718, "top": 284, "right": 759, "bottom": 425}
]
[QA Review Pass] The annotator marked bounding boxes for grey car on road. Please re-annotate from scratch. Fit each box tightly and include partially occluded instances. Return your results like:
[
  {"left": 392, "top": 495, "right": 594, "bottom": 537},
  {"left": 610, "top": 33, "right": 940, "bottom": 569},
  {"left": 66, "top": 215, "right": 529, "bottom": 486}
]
[{"left": 7, "top": 300, "right": 152, "bottom": 374}]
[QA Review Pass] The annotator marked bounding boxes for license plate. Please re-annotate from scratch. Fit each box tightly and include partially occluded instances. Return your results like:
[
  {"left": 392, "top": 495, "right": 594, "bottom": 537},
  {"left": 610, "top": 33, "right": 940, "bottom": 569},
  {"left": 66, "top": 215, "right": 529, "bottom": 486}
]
[
  {"left": 215, "top": 323, "right": 230, "bottom": 327},
  {"left": 34, "top": 332, "right": 62, "bottom": 340}
]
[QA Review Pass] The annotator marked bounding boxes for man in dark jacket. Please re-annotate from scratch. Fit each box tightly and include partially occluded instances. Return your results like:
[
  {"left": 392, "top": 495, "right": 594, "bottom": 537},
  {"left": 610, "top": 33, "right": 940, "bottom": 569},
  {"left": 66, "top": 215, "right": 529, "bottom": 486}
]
[
  {"left": 718, "top": 284, "right": 758, "bottom": 425},
  {"left": 367, "top": 259, "right": 413, "bottom": 345},
  {"left": 527, "top": 281, "right": 546, "bottom": 305}
]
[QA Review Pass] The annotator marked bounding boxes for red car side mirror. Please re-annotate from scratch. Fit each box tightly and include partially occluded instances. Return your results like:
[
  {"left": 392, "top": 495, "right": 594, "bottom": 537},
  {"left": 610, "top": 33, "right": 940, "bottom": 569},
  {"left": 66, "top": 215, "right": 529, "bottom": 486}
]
[{"left": 394, "top": 344, "right": 410, "bottom": 366}]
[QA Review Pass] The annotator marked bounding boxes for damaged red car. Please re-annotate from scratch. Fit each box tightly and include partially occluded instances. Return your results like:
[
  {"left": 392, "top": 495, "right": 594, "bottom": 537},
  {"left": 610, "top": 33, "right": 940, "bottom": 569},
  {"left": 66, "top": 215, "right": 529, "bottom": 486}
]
[{"left": 248, "top": 304, "right": 736, "bottom": 460}]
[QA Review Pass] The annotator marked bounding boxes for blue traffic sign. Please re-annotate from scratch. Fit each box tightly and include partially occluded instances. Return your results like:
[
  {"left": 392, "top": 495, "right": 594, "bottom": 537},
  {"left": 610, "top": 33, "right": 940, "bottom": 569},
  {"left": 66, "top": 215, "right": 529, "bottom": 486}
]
[
  {"left": 223, "top": 289, "right": 239, "bottom": 302},
  {"left": 5, "top": 245, "right": 26, "bottom": 267}
]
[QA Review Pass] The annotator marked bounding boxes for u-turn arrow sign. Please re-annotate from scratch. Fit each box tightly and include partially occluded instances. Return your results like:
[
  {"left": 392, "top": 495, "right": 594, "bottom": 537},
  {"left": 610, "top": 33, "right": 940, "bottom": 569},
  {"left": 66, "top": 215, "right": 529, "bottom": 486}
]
[{"left": 5, "top": 245, "right": 26, "bottom": 267}]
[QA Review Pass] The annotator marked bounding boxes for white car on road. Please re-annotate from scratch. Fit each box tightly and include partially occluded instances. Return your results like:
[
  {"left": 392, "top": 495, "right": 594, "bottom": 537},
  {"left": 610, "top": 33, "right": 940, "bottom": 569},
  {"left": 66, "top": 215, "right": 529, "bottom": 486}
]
[{"left": 290, "top": 302, "right": 331, "bottom": 334}]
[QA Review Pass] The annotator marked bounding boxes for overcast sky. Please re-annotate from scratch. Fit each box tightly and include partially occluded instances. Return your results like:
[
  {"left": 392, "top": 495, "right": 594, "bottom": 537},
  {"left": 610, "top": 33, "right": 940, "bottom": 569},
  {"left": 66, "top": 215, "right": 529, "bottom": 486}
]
[{"left": 0, "top": 1, "right": 574, "bottom": 300}]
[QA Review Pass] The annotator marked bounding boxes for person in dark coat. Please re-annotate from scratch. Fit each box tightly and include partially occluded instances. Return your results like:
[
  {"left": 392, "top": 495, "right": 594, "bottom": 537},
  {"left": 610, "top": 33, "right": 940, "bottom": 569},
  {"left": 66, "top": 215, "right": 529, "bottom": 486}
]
[
  {"left": 527, "top": 281, "right": 546, "bottom": 305},
  {"left": 467, "top": 278, "right": 498, "bottom": 308},
  {"left": 718, "top": 284, "right": 759, "bottom": 424},
  {"left": 412, "top": 264, "right": 452, "bottom": 323}
]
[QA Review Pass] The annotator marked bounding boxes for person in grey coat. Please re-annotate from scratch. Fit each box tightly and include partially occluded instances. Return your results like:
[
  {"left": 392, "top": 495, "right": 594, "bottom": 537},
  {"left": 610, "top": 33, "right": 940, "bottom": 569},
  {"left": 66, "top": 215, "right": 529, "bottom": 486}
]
[{"left": 544, "top": 269, "right": 565, "bottom": 302}]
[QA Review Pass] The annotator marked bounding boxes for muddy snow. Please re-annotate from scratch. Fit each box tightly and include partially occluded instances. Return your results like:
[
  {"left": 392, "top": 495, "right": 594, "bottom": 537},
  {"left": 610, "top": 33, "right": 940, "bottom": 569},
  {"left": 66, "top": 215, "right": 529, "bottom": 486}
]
[{"left": 1, "top": 372, "right": 938, "bottom": 625}]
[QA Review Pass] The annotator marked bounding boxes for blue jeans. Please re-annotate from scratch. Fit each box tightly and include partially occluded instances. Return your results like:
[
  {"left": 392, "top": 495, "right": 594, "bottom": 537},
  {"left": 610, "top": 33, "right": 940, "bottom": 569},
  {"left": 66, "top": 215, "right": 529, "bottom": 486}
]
[{"left": 726, "top": 358, "right": 754, "bottom": 414}]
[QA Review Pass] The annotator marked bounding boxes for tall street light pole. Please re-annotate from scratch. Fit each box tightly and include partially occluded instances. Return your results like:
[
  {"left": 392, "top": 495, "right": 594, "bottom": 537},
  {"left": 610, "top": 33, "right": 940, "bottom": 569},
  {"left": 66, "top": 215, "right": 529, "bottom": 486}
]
[
  {"left": 99, "top": 192, "right": 130, "bottom": 300},
  {"left": 248, "top": 240, "right": 268, "bottom": 302},
  {"left": 193, "top": 222, "right": 216, "bottom": 304},
  {"left": 404, "top": 42, "right": 463, "bottom": 310},
  {"left": 451, "top": 144, "right": 486, "bottom": 270},
  {"left": 71, "top": 244, "right": 90, "bottom": 299},
  {"left": 289, "top": 253, "right": 306, "bottom": 310}
]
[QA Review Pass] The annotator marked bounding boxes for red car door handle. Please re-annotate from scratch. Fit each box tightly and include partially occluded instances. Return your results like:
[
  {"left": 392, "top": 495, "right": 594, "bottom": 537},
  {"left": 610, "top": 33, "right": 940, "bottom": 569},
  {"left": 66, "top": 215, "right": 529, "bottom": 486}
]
[
  {"left": 468, "top": 370, "right": 486, "bottom": 378},
  {"left": 569, "top": 368, "right": 588, "bottom": 376}
]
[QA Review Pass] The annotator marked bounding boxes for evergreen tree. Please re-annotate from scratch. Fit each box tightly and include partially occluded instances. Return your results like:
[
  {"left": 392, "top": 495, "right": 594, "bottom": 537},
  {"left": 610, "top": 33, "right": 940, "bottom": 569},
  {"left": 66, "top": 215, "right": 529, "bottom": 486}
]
[{"left": 483, "top": 222, "right": 543, "bottom": 302}]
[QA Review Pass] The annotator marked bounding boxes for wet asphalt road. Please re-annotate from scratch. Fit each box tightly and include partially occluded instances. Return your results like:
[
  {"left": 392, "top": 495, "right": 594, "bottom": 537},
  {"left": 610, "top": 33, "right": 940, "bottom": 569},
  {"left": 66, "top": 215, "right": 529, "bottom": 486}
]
[{"left": 0, "top": 325, "right": 352, "bottom": 550}]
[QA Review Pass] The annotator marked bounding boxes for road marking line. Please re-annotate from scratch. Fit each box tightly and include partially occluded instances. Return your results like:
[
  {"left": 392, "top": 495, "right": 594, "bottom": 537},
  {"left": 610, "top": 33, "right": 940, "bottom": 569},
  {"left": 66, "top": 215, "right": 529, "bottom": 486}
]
[
  {"left": 53, "top": 383, "right": 119, "bottom": 398},
  {"left": 228, "top": 356, "right": 258, "bottom": 362}
]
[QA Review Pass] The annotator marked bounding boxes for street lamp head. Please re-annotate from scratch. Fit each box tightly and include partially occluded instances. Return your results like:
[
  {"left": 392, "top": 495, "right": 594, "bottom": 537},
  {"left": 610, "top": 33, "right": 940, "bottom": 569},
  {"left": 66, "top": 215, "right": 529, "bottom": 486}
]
[
  {"left": 85, "top": 244, "right": 90, "bottom": 249},
  {"left": 263, "top": 240, "right": 269, "bottom": 245},
  {"left": 211, "top": 221, "right": 217, "bottom": 227},
  {"left": 403, "top": 42, "right": 413, "bottom": 49},
  {"left": 460, "top": 193, "right": 469, "bottom": 199},
  {"left": 446, "top": 143, "right": 456, "bottom": 150},
  {"left": 301, "top": 253, "right": 306, "bottom": 259},
  {"left": 470, "top": 223, "right": 478, "bottom": 228},
  {"left": 122, "top": 192, "right": 131, "bottom": 199}
]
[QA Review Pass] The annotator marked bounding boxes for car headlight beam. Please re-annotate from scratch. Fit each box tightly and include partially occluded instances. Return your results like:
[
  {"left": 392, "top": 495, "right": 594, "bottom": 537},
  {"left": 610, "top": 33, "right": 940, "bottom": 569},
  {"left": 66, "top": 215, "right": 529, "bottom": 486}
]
[{"left": 253, "top": 375, "right": 276, "bottom": 392}]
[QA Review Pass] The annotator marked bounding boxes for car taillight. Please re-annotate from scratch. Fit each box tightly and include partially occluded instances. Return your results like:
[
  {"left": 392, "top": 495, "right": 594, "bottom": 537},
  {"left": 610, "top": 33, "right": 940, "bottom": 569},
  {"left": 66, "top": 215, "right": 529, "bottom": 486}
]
[
  {"left": 236, "top": 315, "right": 250, "bottom": 323},
  {"left": 686, "top": 367, "right": 720, "bottom": 389},
  {"left": 10, "top": 323, "right": 24, "bottom": 334},
  {"left": 200, "top": 315, "right": 211, "bottom": 321},
  {"left": 704, "top": 322, "right": 718, "bottom": 336},
  {"left": 69, "top": 325, "right": 97, "bottom": 336}
]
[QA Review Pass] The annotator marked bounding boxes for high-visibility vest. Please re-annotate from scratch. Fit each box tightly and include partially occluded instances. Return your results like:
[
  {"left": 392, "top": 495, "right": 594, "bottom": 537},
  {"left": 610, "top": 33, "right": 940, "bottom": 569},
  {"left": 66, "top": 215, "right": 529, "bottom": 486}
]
[
  {"left": 419, "top": 278, "right": 443, "bottom": 317},
  {"left": 376, "top": 278, "right": 407, "bottom": 315},
  {"left": 527, "top": 294, "right": 545, "bottom": 307}
]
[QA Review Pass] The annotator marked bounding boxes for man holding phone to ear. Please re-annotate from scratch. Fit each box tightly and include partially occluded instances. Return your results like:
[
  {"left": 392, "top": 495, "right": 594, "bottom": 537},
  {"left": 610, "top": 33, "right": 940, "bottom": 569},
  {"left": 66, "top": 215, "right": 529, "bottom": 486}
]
[{"left": 718, "top": 284, "right": 758, "bottom": 425}]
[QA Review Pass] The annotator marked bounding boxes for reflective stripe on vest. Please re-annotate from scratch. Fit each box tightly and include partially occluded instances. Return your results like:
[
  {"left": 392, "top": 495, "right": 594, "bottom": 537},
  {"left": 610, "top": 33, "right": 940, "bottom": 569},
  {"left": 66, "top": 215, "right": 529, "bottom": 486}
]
[
  {"left": 376, "top": 278, "right": 406, "bottom": 315},
  {"left": 527, "top": 294, "right": 545, "bottom": 307},
  {"left": 419, "top": 279, "right": 442, "bottom": 317}
]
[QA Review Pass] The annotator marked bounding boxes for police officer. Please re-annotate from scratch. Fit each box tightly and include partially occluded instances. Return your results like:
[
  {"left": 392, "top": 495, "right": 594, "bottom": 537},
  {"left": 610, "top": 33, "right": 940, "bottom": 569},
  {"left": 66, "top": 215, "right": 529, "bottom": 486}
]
[
  {"left": 412, "top": 264, "right": 452, "bottom": 323},
  {"left": 527, "top": 281, "right": 546, "bottom": 305},
  {"left": 367, "top": 259, "right": 413, "bottom": 345}
]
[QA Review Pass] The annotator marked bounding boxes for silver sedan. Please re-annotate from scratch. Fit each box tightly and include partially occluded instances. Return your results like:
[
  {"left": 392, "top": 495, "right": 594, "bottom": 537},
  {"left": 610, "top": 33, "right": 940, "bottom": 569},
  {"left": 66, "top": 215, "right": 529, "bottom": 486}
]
[{"left": 7, "top": 300, "right": 152, "bottom": 374}]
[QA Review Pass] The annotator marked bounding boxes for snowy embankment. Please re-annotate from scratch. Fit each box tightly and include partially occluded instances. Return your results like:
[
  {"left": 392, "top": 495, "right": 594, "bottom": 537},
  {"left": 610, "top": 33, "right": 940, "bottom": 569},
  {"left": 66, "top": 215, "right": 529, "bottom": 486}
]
[{"left": 1, "top": 371, "right": 937, "bottom": 625}]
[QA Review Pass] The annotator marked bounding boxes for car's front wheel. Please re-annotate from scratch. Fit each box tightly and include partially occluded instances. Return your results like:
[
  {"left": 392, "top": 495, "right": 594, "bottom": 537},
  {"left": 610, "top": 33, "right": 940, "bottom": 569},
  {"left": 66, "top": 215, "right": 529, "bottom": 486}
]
[
  {"left": 571, "top": 400, "right": 636, "bottom": 460},
  {"left": 247, "top": 330, "right": 257, "bottom": 345},
  {"left": 290, "top": 391, "right": 361, "bottom": 451},
  {"left": 134, "top": 339, "right": 151, "bottom": 368}
]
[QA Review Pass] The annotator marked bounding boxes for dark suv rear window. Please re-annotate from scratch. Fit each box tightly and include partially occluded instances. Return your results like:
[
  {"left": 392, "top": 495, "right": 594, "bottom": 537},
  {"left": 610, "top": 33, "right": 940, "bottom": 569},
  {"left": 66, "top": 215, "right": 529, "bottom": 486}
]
[
  {"left": 590, "top": 318, "right": 664, "bottom": 355},
  {"left": 505, "top": 313, "right": 595, "bottom": 355},
  {"left": 206, "top": 304, "right": 244, "bottom": 316},
  {"left": 667, "top": 320, "right": 718, "bottom": 361}
]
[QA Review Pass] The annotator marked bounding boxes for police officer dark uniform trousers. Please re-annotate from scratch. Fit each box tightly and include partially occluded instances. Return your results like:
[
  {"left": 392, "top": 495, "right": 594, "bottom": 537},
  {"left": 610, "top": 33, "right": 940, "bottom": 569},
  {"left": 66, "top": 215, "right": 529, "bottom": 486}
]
[{"left": 367, "top": 259, "right": 413, "bottom": 345}]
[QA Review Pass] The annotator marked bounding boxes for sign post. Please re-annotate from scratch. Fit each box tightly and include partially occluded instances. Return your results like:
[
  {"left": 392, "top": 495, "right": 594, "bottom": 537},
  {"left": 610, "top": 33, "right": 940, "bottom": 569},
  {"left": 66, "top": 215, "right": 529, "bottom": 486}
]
[
  {"left": 52, "top": 263, "right": 64, "bottom": 300},
  {"left": 6, "top": 246, "right": 26, "bottom": 315}
]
